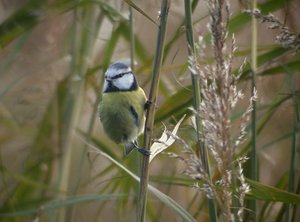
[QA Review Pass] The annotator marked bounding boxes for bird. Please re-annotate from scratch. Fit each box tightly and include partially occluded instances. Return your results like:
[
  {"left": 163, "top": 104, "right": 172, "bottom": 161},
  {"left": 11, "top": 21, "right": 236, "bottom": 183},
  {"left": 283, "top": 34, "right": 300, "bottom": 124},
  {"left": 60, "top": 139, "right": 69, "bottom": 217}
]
[{"left": 99, "top": 62, "right": 150, "bottom": 156}]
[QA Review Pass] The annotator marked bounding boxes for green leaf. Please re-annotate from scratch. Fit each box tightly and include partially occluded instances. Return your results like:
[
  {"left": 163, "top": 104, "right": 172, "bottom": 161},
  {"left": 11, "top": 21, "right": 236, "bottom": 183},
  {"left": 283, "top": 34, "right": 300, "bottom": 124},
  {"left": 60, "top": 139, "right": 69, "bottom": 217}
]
[
  {"left": 260, "top": 60, "right": 300, "bottom": 77},
  {"left": 0, "top": 0, "right": 43, "bottom": 47},
  {"left": 151, "top": 175, "right": 194, "bottom": 187},
  {"left": 258, "top": 173, "right": 288, "bottom": 221},
  {"left": 247, "top": 179, "right": 300, "bottom": 204},
  {"left": 240, "top": 47, "right": 291, "bottom": 79},
  {"left": 78, "top": 129, "right": 120, "bottom": 160},
  {"left": 155, "top": 86, "right": 193, "bottom": 123}
]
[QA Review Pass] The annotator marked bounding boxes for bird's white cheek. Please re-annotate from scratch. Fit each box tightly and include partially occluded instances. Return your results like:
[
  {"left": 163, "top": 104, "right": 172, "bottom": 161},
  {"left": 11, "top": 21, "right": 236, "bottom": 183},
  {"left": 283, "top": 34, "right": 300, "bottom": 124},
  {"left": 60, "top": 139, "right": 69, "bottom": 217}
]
[{"left": 114, "top": 75, "right": 133, "bottom": 90}]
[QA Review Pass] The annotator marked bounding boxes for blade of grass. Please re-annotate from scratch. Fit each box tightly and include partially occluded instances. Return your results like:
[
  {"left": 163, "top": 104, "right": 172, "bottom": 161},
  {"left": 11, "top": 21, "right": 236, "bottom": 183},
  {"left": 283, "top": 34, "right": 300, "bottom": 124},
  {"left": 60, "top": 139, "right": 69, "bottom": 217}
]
[
  {"left": 260, "top": 132, "right": 295, "bottom": 150},
  {"left": 138, "top": 1, "right": 170, "bottom": 222},
  {"left": 247, "top": 179, "right": 300, "bottom": 204},
  {"left": 259, "top": 173, "right": 288, "bottom": 221},
  {"left": 281, "top": 63, "right": 300, "bottom": 222},
  {"left": 124, "top": 0, "right": 158, "bottom": 26},
  {"left": 259, "top": 60, "right": 300, "bottom": 77},
  {"left": 0, "top": 194, "right": 126, "bottom": 217},
  {"left": 0, "top": 31, "right": 31, "bottom": 72},
  {"left": 155, "top": 86, "right": 193, "bottom": 123},
  {"left": 239, "top": 94, "right": 292, "bottom": 158},
  {"left": 0, "top": 0, "right": 44, "bottom": 47},
  {"left": 96, "top": 1, "right": 128, "bottom": 21}
]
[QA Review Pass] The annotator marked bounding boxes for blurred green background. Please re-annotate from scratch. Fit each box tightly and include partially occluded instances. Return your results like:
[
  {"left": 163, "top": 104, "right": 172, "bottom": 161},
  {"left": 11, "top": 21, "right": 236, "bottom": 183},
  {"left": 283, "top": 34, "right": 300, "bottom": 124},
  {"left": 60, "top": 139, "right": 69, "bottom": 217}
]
[{"left": 0, "top": 0, "right": 299, "bottom": 221}]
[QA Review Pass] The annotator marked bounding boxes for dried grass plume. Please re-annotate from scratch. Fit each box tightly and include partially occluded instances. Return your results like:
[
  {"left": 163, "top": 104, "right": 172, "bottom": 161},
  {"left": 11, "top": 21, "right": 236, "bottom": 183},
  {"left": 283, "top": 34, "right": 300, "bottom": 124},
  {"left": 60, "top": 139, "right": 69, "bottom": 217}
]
[
  {"left": 245, "top": 9, "right": 300, "bottom": 50},
  {"left": 179, "top": 0, "right": 257, "bottom": 221}
]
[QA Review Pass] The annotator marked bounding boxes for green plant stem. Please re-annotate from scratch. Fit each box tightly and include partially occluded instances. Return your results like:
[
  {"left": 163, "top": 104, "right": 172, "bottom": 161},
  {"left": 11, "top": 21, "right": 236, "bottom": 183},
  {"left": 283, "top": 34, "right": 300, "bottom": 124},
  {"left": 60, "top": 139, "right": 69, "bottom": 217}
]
[
  {"left": 138, "top": 1, "right": 170, "bottom": 221},
  {"left": 58, "top": 4, "right": 96, "bottom": 222},
  {"left": 55, "top": 7, "right": 75, "bottom": 220},
  {"left": 128, "top": 5, "right": 141, "bottom": 219},
  {"left": 70, "top": 3, "right": 103, "bottom": 195},
  {"left": 284, "top": 64, "right": 300, "bottom": 222},
  {"left": 184, "top": 0, "right": 217, "bottom": 221},
  {"left": 67, "top": 13, "right": 105, "bottom": 222},
  {"left": 129, "top": 7, "right": 135, "bottom": 71},
  {"left": 250, "top": 0, "right": 258, "bottom": 220},
  {"left": 290, "top": 96, "right": 300, "bottom": 222},
  {"left": 286, "top": 91, "right": 296, "bottom": 222}
]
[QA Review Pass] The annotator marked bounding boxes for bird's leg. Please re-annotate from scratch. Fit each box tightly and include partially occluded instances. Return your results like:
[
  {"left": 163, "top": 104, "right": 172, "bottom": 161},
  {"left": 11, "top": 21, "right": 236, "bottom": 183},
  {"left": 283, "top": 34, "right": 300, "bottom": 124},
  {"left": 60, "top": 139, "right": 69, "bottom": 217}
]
[
  {"left": 132, "top": 140, "right": 151, "bottom": 156},
  {"left": 144, "top": 100, "right": 152, "bottom": 110}
]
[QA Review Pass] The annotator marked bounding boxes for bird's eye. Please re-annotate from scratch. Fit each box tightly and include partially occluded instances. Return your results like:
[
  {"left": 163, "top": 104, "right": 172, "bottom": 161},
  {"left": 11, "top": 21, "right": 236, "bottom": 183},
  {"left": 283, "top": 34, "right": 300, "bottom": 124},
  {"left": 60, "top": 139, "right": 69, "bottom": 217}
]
[
  {"left": 111, "top": 72, "right": 129, "bottom": 80},
  {"left": 106, "top": 71, "right": 132, "bottom": 81}
]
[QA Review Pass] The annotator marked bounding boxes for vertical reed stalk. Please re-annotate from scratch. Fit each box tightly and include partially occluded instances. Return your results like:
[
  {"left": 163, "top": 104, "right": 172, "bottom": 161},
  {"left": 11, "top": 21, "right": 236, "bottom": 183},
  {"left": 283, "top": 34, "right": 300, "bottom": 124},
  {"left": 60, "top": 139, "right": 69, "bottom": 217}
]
[
  {"left": 58, "top": 3, "right": 96, "bottom": 221},
  {"left": 68, "top": 9, "right": 104, "bottom": 221},
  {"left": 184, "top": 0, "right": 217, "bottom": 221},
  {"left": 129, "top": 6, "right": 135, "bottom": 71},
  {"left": 285, "top": 66, "right": 299, "bottom": 222},
  {"left": 250, "top": 0, "right": 258, "bottom": 220},
  {"left": 291, "top": 85, "right": 300, "bottom": 222},
  {"left": 57, "top": 10, "right": 81, "bottom": 221},
  {"left": 138, "top": 1, "right": 170, "bottom": 221},
  {"left": 129, "top": 5, "right": 141, "bottom": 219}
]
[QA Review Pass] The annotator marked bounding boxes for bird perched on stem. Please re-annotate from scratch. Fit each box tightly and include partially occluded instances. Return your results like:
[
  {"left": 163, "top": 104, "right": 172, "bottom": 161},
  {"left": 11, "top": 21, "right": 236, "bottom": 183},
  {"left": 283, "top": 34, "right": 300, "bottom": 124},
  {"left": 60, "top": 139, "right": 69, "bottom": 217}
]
[{"left": 99, "top": 62, "right": 149, "bottom": 156}]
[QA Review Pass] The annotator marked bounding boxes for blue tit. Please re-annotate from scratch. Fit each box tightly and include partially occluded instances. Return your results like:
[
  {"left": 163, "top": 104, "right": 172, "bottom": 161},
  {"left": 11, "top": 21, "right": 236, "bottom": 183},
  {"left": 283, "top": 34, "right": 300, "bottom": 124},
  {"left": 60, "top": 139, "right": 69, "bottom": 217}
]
[{"left": 99, "top": 62, "right": 149, "bottom": 156}]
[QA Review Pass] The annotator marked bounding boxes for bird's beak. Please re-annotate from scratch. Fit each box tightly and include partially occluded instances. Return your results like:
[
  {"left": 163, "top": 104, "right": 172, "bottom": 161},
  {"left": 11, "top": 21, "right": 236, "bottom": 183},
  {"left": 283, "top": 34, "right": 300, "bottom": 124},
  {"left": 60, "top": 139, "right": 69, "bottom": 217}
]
[{"left": 105, "top": 76, "right": 112, "bottom": 82}]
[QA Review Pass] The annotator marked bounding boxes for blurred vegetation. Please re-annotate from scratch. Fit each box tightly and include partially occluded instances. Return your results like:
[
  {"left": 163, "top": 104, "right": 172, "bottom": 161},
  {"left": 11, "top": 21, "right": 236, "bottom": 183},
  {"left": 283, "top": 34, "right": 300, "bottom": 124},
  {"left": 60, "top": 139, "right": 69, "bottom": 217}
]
[{"left": 0, "top": 0, "right": 299, "bottom": 221}]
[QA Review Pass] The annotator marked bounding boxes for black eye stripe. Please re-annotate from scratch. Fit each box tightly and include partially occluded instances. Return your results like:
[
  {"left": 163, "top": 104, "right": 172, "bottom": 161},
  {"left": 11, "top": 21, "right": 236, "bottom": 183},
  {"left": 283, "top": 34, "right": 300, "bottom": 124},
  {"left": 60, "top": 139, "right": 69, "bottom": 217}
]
[{"left": 111, "top": 71, "right": 132, "bottom": 80}]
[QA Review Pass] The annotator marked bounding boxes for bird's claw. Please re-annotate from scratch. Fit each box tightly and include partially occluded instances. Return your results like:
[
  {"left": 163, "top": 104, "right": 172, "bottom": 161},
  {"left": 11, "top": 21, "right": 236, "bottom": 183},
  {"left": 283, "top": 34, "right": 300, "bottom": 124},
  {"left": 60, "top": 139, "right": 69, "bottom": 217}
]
[
  {"left": 137, "top": 147, "right": 151, "bottom": 156},
  {"left": 144, "top": 100, "right": 152, "bottom": 110}
]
